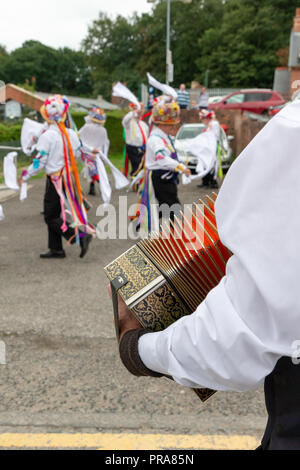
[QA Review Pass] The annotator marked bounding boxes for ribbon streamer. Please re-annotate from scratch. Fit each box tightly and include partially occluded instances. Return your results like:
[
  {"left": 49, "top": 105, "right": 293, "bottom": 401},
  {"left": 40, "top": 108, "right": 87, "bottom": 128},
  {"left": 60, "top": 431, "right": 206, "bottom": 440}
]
[{"left": 3, "top": 152, "right": 19, "bottom": 190}]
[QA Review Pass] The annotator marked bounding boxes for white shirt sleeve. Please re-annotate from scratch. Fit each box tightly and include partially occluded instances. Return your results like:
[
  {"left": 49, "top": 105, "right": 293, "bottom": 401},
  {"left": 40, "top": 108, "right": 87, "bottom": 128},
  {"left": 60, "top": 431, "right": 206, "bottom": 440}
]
[
  {"left": 147, "top": 135, "right": 184, "bottom": 172},
  {"left": 22, "top": 132, "right": 51, "bottom": 181},
  {"left": 68, "top": 129, "right": 82, "bottom": 159},
  {"left": 122, "top": 111, "right": 135, "bottom": 128},
  {"left": 139, "top": 258, "right": 276, "bottom": 392},
  {"left": 139, "top": 101, "right": 300, "bottom": 392}
]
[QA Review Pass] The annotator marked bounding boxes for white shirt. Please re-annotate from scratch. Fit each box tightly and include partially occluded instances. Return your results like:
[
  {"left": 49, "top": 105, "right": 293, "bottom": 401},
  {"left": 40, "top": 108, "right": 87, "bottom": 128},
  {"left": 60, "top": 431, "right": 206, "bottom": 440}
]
[
  {"left": 139, "top": 100, "right": 300, "bottom": 392},
  {"left": 209, "top": 119, "right": 221, "bottom": 142},
  {"left": 122, "top": 111, "right": 149, "bottom": 147},
  {"left": 22, "top": 125, "right": 81, "bottom": 181},
  {"left": 79, "top": 120, "right": 110, "bottom": 155},
  {"left": 145, "top": 126, "right": 184, "bottom": 172}
]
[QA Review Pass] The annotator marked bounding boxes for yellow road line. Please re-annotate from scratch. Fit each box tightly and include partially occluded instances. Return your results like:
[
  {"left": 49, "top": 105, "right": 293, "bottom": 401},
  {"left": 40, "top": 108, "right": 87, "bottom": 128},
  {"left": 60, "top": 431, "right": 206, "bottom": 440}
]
[{"left": 0, "top": 433, "right": 260, "bottom": 450}]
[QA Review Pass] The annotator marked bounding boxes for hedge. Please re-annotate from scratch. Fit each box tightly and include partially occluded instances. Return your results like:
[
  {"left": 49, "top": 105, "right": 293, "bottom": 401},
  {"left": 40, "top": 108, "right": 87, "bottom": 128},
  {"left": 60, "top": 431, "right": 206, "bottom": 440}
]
[
  {"left": 0, "top": 123, "right": 22, "bottom": 143},
  {"left": 0, "top": 110, "right": 127, "bottom": 155},
  {"left": 71, "top": 111, "right": 125, "bottom": 155}
]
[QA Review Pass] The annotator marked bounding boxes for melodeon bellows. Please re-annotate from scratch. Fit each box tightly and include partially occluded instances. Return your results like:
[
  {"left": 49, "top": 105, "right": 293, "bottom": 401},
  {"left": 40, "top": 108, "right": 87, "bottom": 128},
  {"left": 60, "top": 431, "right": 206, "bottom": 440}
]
[{"left": 104, "top": 193, "right": 232, "bottom": 402}]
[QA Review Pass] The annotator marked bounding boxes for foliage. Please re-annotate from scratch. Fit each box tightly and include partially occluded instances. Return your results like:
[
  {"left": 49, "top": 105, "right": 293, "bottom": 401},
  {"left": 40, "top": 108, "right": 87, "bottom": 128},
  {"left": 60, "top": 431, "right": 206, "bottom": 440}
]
[
  {"left": 71, "top": 110, "right": 126, "bottom": 155},
  {"left": 0, "top": 123, "right": 22, "bottom": 142},
  {"left": 81, "top": 0, "right": 298, "bottom": 97},
  {"left": 0, "top": 41, "right": 93, "bottom": 96},
  {"left": 196, "top": 0, "right": 300, "bottom": 87},
  {"left": 0, "top": 0, "right": 299, "bottom": 100}
]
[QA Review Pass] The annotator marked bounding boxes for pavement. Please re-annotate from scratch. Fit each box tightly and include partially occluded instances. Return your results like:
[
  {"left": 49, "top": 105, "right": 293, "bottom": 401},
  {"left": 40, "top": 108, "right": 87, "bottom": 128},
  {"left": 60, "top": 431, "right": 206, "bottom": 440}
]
[{"left": 0, "top": 176, "right": 267, "bottom": 450}]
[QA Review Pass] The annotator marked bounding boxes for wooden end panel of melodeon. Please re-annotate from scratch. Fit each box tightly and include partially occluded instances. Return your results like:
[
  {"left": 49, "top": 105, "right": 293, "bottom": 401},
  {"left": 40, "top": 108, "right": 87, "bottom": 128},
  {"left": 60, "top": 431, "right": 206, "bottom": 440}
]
[{"left": 104, "top": 245, "right": 190, "bottom": 331}]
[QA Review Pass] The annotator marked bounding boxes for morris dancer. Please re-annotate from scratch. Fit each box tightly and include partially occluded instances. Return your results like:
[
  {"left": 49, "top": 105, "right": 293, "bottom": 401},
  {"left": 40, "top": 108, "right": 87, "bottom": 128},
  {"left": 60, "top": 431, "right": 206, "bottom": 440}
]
[
  {"left": 136, "top": 97, "right": 190, "bottom": 232},
  {"left": 18, "top": 95, "right": 93, "bottom": 259},
  {"left": 122, "top": 103, "right": 149, "bottom": 177},
  {"left": 111, "top": 100, "right": 300, "bottom": 450},
  {"left": 198, "top": 110, "right": 221, "bottom": 188},
  {"left": 79, "top": 107, "right": 110, "bottom": 196}
]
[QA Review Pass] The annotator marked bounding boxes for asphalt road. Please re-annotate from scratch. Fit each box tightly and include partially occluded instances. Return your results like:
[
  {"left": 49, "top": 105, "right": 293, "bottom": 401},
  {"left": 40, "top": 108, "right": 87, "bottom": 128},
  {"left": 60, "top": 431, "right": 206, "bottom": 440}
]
[{"left": 0, "top": 177, "right": 267, "bottom": 448}]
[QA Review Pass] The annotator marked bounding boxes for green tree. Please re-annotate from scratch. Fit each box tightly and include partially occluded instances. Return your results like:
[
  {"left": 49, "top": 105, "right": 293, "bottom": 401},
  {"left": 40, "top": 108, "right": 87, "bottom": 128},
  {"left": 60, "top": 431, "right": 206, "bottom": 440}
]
[
  {"left": 82, "top": 1, "right": 224, "bottom": 99},
  {"left": 1, "top": 41, "right": 92, "bottom": 96},
  {"left": 55, "top": 48, "right": 93, "bottom": 96},
  {"left": 1, "top": 41, "right": 59, "bottom": 91},
  {"left": 82, "top": 13, "right": 142, "bottom": 100},
  {"left": 196, "top": 0, "right": 299, "bottom": 87}
]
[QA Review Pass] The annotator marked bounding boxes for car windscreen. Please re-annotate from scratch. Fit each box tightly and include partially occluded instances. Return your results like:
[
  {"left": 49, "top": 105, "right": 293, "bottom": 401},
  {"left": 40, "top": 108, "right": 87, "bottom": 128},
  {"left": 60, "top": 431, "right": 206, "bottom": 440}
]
[{"left": 176, "top": 126, "right": 206, "bottom": 140}]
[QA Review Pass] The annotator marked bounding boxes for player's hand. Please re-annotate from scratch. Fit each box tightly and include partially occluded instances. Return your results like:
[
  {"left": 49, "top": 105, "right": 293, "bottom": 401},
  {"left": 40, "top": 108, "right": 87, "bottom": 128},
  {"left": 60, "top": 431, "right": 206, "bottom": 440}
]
[{"left": 107, "top": 284, "right": 142, "bottom": 342}]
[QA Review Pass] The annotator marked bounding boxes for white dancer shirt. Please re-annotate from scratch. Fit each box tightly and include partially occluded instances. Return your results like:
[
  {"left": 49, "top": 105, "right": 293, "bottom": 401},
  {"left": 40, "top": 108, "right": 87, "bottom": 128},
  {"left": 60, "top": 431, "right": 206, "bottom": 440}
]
[
  {"left": 138, "top": 100, "right": 300, "bottom": 392},
  {"left": 79, "top": 119, "right": 110, "bottom": 155},
  {"left": 209, "top": 119, "right": 221, "bottom": 142},
  {"left": 145, "top": 126, "right": 184, "bottom": 172},
  {"left": 22, "top": 124, "right": 81, "bottom": 181},
  {"left": 122, "top": 111, "right": 149, "bottom": 147}
]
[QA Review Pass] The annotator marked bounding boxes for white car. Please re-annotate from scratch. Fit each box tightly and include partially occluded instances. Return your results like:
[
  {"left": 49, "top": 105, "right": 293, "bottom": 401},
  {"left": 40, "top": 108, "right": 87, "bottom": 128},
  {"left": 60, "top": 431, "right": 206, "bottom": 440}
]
[{"left": 174, "top": 123, "right": 233, "bottom": 174}]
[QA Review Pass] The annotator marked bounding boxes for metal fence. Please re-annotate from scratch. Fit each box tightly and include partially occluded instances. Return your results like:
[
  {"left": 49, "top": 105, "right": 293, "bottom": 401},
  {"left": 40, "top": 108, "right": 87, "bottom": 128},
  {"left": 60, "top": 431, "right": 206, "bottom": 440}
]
[
  {"left": 207, "top": 88, "right": 241, "bottom": 97},
  {"left": 0, "top": 141, "right": 22, "bottom": 159}
]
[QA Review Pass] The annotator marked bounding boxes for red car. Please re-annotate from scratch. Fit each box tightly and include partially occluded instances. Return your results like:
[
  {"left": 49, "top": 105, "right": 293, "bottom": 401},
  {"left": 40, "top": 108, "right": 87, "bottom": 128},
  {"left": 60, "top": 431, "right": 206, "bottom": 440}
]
[
  {"left": 268, "top": 103, "right": 286, "bottom": 117},
  {"left": 209, "top": 89, "right": 285, "bottom": 115}
]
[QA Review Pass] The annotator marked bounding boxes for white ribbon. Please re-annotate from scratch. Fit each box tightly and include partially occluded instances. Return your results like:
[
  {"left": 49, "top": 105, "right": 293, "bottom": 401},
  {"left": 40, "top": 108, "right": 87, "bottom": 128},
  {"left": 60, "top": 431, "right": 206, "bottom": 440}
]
[
  {"left": 182, "top": 131, "right": 217, "bottom": 184},
  {"left": 112, "top": 82, "right": 141, "bottom": 109},
  {"left": 3, "top": 152, "right": 19, "bottom": 190},
  {"left": 21, "top": 118, "right": 47, "bottom": 155},
  {"left": 98, "top": 150, "right": 129, "bottom": 190},
  {"left": 95, "top": 154, "right": 112, "bottom": 205},
  {"left": 20, "top": 182, "right": 27, "bottom": 201},
  {"left": 147, "top": 72, "right": 178, "bottom": 100}
]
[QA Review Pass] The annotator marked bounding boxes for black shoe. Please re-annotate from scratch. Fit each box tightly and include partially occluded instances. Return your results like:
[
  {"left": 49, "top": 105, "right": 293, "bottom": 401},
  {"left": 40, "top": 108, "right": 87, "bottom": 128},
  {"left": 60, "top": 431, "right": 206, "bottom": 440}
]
[
  {"left": 80, "top": 234, "right": 92, "bottom": 258},
  {"left": 40, "top": 250, "right": 66, "bottom": 259},
  {"left": 209, "top": 181, "right": 219, "bottom": 189},
  {"left": 88, "top": 183, "right": 96, "bottom": 196}
]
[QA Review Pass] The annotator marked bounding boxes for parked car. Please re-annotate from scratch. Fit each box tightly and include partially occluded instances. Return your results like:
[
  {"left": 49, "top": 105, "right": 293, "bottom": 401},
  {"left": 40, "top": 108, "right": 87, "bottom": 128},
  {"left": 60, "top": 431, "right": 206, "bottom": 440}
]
[
  {"left": 174, "top": 123, "right": 233, "bottom": 174},
  {"left": 268, "top": 103, "right": 285, "bottom": 117},
  {"left": 268, "top": 88, "right": 300, "bottom": 117},
  {"left": 209, "top": 89, "right": 285, "bottom": 115}
]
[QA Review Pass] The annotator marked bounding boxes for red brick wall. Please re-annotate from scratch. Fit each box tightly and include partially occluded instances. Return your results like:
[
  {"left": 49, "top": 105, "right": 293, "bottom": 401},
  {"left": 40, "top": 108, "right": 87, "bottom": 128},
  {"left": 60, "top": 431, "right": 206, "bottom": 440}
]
[{"left": 6, "top": 84, "right": 44, "bottom": 111}]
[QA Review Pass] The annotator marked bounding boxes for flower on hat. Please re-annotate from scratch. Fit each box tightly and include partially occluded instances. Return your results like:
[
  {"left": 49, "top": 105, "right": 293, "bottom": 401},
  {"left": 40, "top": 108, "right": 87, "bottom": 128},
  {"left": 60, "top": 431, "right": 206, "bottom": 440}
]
[
  {"left": 199, "top": 109, "right": 213, "bottom": 120},
  {"left": 42, "top": 95, "right": 69, "bottom": 123},
  {"left": 152, "top": 98, "right": 181, "bottom": 125},
  {"left": 88, "top": 107, "right": 106, "bottom": 124}
]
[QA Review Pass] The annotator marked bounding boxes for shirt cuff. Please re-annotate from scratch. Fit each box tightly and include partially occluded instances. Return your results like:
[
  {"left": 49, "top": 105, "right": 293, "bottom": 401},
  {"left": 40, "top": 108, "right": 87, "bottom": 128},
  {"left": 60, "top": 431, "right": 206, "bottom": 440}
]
[
  {"left": 119, "top": 329, "right": 163, "bottom": 378},
  {"left": 21, "top": 169, "right": 30, "bottom": 181}
]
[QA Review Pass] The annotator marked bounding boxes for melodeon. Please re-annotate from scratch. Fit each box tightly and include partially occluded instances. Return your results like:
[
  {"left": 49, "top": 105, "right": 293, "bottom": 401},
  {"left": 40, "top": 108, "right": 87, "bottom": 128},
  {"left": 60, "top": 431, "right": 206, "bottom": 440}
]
[{"left": 104, "top": 193, "right": 232, "bottom": 402}]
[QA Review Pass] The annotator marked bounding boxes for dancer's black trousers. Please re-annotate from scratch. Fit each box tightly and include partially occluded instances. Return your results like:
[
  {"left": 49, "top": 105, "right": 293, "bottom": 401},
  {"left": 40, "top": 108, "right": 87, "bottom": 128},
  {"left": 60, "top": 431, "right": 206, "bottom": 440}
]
[
  {"left": 126, "top": 144, "right": 144, "bottom": 175},
  {"left": 43, "top": 176, "right": 75, "bottom": 251},
  {"left": 151, "top": 172, "right": 181, "bottom": 222}
]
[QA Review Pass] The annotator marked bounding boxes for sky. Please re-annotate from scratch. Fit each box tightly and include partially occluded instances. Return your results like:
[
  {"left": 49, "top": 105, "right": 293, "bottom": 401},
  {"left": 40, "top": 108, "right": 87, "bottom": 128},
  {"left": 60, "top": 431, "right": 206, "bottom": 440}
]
[{"left": 0, "top": 0, "right": 154, "bottom": 52}]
